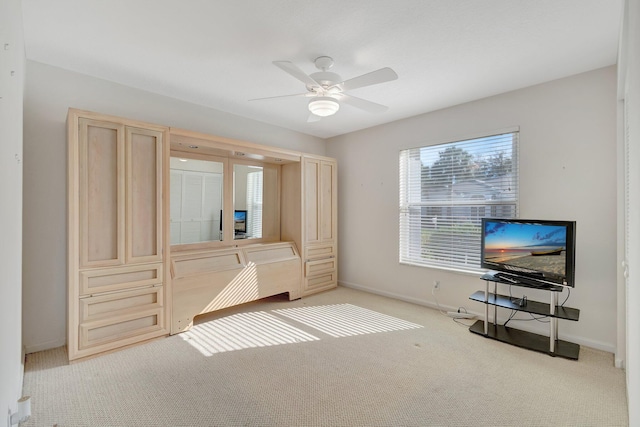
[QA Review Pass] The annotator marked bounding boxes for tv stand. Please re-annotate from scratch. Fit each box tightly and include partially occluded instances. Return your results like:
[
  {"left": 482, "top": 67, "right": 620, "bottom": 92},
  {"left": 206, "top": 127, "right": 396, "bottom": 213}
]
[{"left": 468, "top": 273, "right": 580, "bottom": 360}]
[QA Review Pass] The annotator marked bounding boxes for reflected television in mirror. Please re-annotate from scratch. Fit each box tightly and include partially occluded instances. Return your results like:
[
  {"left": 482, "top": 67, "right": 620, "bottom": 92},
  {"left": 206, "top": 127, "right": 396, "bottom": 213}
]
[{"left": 234, "top": 210, "right": 247, "bottom": 238}]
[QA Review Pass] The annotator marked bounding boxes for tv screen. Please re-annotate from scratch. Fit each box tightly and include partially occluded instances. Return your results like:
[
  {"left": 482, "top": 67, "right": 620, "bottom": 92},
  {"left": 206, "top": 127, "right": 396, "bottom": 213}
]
[
  {"left": 480, "top": 218, "right": 576, "bottom": 287},
  {"left": 234, "top": 210, "right": 247, "bottom": 234}
]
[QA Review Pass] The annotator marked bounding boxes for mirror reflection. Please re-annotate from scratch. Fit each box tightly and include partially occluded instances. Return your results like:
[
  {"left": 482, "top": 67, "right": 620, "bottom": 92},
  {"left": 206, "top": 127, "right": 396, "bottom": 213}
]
[
  {"left": 234, "top": 164, "right": 263, "bottom": 240},
  {"left": 170, "top": 157, "right": 223, "bottom": 244}
]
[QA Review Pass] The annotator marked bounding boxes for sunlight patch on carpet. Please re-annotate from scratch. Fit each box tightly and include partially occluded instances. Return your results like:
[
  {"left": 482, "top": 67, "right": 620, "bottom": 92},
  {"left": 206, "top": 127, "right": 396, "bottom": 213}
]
[
  {"left": 273, "top": 303, "right": 423, "bottom": 337},
  {"left": 181, "top": 311, "right": 319, "bottom": 356}
]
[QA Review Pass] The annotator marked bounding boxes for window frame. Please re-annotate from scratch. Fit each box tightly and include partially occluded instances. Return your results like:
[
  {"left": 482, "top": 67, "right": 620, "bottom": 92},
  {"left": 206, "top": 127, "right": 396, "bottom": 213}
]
[{"left": 399, "top": 129, "right": 519, "bottom": 274}]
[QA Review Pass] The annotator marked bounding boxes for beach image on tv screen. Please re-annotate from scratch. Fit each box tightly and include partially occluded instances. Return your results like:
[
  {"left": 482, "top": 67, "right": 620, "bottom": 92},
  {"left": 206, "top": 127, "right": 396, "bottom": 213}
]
[{"left": 483, "top": 222, "right": 567, "bottom": 277}]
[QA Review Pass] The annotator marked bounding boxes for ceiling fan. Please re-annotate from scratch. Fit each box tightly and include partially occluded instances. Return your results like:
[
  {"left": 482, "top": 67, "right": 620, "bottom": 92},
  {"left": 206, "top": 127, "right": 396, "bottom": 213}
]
[{"left": 251, "top": 56, "right": 398, "bottom": 120}]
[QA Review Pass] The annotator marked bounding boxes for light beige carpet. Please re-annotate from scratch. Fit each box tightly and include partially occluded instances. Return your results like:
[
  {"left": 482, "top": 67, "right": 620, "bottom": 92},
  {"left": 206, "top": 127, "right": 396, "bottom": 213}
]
[{"left": 21, "top": 286, "right": 628, "bottom": 426}]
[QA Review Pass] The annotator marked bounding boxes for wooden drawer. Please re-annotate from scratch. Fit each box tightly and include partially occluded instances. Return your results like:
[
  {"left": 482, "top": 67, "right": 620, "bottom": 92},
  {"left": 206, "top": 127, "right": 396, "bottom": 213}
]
[
  {"left": 78, "top": 285, "right": 165, "bottom": 351},
  {"left": 305, "top": 244, "right": 335, "bottom": 261},
  {"left": 79, "top": 263, "right": 163, "bottom": 296},
  {"left": 80, "top": 286, "right": 163, "bottom": 323},
  {"left": 79, "top": 307, "right": 164, "bottom": 350},
  {"left": 305, "top": 258, "right": 336, "bottom": 277},
  {"left": 305, "top": 272, "right": 336, "bottom": 291}
]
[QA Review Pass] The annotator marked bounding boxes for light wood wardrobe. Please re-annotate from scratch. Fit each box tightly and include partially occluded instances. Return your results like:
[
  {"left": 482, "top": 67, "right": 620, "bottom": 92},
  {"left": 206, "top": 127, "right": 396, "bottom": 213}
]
[
  {"left": 67, "top": 109, "right": 169, "bottom": 361},
  {"left": 68, "top": 109, "right": 337, "bottom": 361},
  {"left": 301, "top": 156, "right": 338, "bottom": 296}
]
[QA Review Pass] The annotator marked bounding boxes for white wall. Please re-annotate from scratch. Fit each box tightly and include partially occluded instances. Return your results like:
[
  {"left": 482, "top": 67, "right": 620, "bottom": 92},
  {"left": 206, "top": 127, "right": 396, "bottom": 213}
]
[
  {"left": 0, "top": 0, "right": 25, "bottom": 420},
  {"left": 22, "top": 61, "right": 326, "bottom": 353},
  {"left": 327, "top": 66, "right": 618, "bottom": 352}
]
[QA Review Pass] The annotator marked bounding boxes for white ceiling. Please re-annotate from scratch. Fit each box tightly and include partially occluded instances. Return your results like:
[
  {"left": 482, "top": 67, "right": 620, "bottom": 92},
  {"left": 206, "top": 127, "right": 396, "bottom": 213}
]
[{"left": 21, "top": 0, "right": 623, "bottom": 139}]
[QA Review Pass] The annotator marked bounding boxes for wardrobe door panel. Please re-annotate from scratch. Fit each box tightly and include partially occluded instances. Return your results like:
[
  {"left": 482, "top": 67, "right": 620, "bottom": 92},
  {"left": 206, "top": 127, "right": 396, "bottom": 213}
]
[
  {"left": 304, "top": 158, "right": 319, "bottom": 244},
  {"left": 320, "top": 161, "right": 336, "bottom": 242},
  {"left": 79, "top": 119, "right": 124, "bottom": 268},
  {"left": 127, "top": 127, "right": 163, "bottom": 263}
]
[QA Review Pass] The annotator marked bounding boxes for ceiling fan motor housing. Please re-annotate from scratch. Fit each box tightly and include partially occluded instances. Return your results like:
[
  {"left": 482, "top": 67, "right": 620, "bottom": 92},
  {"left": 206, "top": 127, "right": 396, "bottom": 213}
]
[{"left": 307, "top": 71, "right": 343, "bottom": 92}]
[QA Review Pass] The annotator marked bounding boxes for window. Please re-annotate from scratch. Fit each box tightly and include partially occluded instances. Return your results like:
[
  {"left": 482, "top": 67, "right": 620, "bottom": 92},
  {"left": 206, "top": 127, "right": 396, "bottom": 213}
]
[{"left": 399, "top": 131, "right": 519, "bottom": 272}]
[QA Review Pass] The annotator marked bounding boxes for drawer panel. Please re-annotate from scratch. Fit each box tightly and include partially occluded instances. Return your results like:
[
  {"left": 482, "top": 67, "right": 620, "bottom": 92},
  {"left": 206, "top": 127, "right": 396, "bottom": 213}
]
[
  {"left": 80, "top": 286, "right": 163, "bottom": 323},
  {"left": 305, "top": 258, "right": 336, "bottom": 276},
  {"left": 80, "top": 263, "right": 163, "bottom": 296},
  {"left": 305, "top": 272, "right": 336, "bottom": 290},
  {"left": 79, "top": 308, "right": 164, "bottom": 350},
  {"left": 305, "top": 244, "right": 335, "bottom": 260}
]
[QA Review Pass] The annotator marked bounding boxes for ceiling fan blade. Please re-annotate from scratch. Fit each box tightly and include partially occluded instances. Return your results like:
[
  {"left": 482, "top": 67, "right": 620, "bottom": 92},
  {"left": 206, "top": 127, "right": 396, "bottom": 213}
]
[
  {"left": 339, "top": 67, "right": 398, "bottom": 92},
  {"left": 273, "top": 61, "right": 321, "bottom": 88},
  {"left": 339, "top": 94, "right": 389, "bottom": 113},
  {"left": 249, "top": 92, "right": 309, "bottom": 101}
]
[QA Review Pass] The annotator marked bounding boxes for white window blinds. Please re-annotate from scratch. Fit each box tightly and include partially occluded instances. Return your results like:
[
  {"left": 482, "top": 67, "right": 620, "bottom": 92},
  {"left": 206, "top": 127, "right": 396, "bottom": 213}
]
[
  {"left": 246, "top": 170, "right": 263, "bottom": 239},
  {"left": 399, "top": 131, "right": 519, "bottom": 272}
]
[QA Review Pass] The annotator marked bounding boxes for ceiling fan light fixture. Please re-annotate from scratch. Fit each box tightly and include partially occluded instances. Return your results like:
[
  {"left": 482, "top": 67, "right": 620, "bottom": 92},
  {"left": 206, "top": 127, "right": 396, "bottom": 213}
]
[{"left": 308, "top": 97, "right": 339, "bottom": 117}]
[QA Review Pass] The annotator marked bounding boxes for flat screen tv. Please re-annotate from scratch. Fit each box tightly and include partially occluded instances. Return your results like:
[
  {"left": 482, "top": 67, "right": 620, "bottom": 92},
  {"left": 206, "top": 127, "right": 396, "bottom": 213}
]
[{"left": 480, "top": 218, "right": 576, "bottom": 288}]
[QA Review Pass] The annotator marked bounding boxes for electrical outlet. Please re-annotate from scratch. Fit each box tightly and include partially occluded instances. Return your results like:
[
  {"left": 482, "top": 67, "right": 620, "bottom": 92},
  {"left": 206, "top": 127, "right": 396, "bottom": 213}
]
[{"left": 433, "top": 280, "right": 440, "bottom": 290}]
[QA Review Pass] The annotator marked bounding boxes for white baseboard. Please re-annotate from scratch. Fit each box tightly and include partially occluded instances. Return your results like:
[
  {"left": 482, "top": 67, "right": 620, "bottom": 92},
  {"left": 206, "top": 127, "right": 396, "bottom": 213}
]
[
  {"left": 24, "top": 337, "right": 66, "bottom": 355},
  {"left": 338, "top": 280, "right": 466, "bottom": 314}
]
